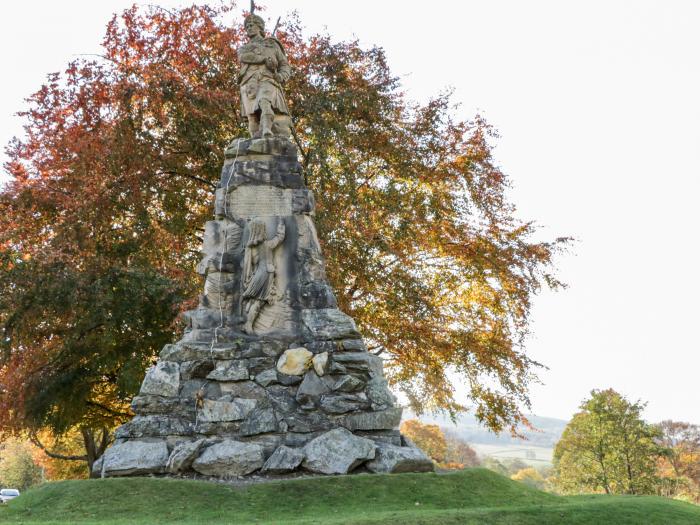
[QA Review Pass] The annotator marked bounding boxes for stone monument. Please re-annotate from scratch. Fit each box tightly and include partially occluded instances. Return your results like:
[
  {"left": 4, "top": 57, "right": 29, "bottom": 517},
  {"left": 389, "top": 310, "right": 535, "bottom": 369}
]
[{"left": 96, "top": 10, "right": 432, "bottom": 478}]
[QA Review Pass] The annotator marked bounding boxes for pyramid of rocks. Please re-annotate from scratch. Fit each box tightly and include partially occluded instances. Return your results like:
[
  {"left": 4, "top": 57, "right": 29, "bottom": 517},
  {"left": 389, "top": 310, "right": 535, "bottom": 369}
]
[{"left": 97, "top": 136, "right": 433, "bottom": 478}]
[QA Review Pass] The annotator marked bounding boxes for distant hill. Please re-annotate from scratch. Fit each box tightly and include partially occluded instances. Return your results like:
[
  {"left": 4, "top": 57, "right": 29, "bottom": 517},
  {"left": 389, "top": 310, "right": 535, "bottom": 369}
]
[{"left": 403, "top": 411, "right": 568, "bottom": 449}]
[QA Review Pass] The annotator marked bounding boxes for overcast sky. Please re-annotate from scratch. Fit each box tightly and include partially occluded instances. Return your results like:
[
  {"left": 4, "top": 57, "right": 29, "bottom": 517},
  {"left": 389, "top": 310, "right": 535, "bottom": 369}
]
[{"left": 1, "top": 1, "right": 698, "bottom": 425}]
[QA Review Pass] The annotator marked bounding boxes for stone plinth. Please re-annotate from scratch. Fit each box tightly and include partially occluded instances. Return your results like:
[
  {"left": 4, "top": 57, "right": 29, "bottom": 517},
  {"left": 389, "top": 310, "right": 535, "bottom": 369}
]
[{"left": 98, "top": 137, "right": 432, "bottom": 478}]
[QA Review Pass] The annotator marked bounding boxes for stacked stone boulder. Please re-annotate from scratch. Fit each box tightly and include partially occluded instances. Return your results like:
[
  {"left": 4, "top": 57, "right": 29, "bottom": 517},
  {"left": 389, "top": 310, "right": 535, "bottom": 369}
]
[{"left": 96, "top": 137, "right": 433, "bottom": 478}]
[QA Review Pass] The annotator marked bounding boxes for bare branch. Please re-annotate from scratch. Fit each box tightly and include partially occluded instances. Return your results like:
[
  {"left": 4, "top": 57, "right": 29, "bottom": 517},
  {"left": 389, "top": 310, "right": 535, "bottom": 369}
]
[{"left": 29, "top": 432, "right": 87, "bottom": 462}]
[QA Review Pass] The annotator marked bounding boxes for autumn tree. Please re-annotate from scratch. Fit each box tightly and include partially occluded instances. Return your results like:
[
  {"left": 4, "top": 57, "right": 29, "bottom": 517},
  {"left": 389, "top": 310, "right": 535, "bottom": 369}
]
[
  {"left": 656, "top": 420, "right": 700, "bottom": 502},
  {"left": 444, "top": 432, "right": 480, "bottom": 468},
  {"left": 511, "top": 467, "right": 546, "bottom": 490},
  {"left": 0, "top": 439, "right": 43, "bottom": 491},
  {"left": 481, "top": 457, "right": 509, "bottom": 476},
  {"left": 29, "top": 430, "right": 90, "bottom": 481},
  {"left": 0, "top": 250, "right": 182, "bottom": 473},
  {"left": 400, "top": 420, "right": 446, "bottom": 463},
  {"left": 0, "top": 4, "right": 567, "bottom": 467},
  {"left": 553, "top": 389, "right": 665, "bottom": 495}
]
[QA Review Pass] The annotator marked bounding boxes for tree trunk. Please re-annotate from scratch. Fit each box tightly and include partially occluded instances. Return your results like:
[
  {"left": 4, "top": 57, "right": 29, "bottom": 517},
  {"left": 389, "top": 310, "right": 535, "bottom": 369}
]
[
  {"left": 625, "top": 454, "right": 636, "bottom": 495},
  {"left": 82, "top": 427, "right": 110, "bottom": 478}
]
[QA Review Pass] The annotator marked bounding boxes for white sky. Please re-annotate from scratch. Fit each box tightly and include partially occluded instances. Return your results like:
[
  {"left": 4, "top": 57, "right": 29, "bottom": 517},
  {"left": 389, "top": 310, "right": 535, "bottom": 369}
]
[{"left": 1, "top": 1, "right": 698, "bottom": 425}]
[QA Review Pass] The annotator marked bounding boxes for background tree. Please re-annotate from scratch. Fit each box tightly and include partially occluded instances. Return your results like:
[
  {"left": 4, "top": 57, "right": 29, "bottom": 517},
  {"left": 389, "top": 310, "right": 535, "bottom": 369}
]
[
  {"left": 553, "top": 389, "right": 664, "bottom": 495},
  {"left": 511, "top": 467, "right": 546, "bottom": 490},
  {"left": 0, "top": 439, "right": 43, "bottom": 490},
  {"left": 29, "top": 430, "right": 90, "bottom": 481},
  {"left": 400, "top": 420, "right": 447, "bottom": 463},
  {"left": 444, "top": 431, "right": 480, "bottom": 468},
  {"left": 656, "top": 420, "right": 700, "bottom": 502},
  {"left": 502, "top": 458, "right": 529, "bottom": 476},
  {"left": 481, "top": 457, "right": 510, "bottom": 476},
  {"left": 0, "top": 251, "right": 182, "bottom": 473},
  {"left": 0, "top": 4, "right": 567, "bottom": 467}
]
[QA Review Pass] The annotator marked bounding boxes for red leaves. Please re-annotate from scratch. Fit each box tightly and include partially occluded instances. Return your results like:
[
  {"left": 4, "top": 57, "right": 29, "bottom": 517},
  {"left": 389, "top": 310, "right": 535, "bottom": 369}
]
[{"left": 0, "top": 3, "right": 569, "bottom": 436}]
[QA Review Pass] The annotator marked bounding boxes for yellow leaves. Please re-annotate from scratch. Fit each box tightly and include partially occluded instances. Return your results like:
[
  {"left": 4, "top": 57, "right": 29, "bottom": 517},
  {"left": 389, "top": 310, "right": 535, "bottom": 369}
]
[
  {"left": 28, "top": 429, "right": 89, "bottom": 480},
  {"left": 400, "top": 420, "right": 447, "bottom": 463},
  {"left": 1, "top": 1, "right": 568, "bottom": 436}
]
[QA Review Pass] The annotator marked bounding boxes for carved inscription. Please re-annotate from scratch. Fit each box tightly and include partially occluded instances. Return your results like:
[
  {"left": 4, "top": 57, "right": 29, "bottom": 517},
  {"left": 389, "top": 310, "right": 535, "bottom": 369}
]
[{"left": 229, "top": 186, "right": 293, "bottom": 218}]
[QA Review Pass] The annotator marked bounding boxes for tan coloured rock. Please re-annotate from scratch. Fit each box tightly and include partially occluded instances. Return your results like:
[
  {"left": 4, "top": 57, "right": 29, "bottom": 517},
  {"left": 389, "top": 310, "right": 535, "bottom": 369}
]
[
  {"left": 312, "top": 352, "right": 329, "bottom": 376},
  {"left": 276, "top": 347, "right": 313, "bottom": 376}
]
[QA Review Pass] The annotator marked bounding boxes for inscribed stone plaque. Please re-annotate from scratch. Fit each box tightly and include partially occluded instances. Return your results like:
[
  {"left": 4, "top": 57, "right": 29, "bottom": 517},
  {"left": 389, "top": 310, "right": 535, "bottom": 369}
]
[{"left": 228, "top": 186, "right": 293, "bottom": 218}]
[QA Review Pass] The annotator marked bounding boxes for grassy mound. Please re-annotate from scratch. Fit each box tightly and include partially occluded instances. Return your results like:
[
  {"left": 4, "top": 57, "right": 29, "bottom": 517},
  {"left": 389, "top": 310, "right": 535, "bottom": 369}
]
[{"left": 0, "top": 468, "right": 698, "bottom": 524}]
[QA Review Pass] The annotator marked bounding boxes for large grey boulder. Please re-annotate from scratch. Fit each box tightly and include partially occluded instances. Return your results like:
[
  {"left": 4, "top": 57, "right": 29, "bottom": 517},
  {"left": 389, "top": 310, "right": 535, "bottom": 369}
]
[
  {"left": 199, "top": 398, "right": 257, "bottom": 423},
  {"left": 140, "top": 361, "right": 180, "bottom": 397},
  {"left": 302, "top": 428, "right": 376, "bottom": 474},
  {"left": 365, "top": 443, "right": 434, "bottom": 473},
  {"left": 332, "top": 375, "right": 364, "bottom": 392},
  {"left": 254, "top": 368, "right": 279, "bottom": 387},
  {"left": 365, "top": 355, "right": 397, "bottom": 410},
  {"left": 219, "top": 380, "right": 268, "bottom": 400},
  {"left": 283, "top": 411, "right": 333, "bottom": 433},
  {"left": 101, "top": 440, "right": 169, "bottom": 477},
  {"left": 297, "top": 371, "right": 330, "bottom": 397},
  {"left": 115, "top": 415, "right": 193, "bottom": 438},
  {"left": 207, "top": 360, "right": 249, "bottom": 381},
  {"left": 331, "top": 352, "right": 370, "bottom": 371},
  {"left": 179, "top": 360, "right": 215, "bottom": 380},
  {"left": 160, "top": 342, "right": 239, "bottom": 362},
  {"left": 366, "top": 377, "right": 396, "bottom": 410},
  {"left": 301, "top": 308, "right": 360, "bottom": 339},
  {"left": 167, "top": 439, "right": 208, "bottom": 474},
  {"left": 192, "top": 439, "right": 265, "bottom": 476},
  {"left": 130, "top": 395, "right": 193, "bottom": 418},
  {"left": 296, "top": 370, "right": 330, "bottom": 408},
  {"left": 261, "top": 445, "right": 304, "bottom": 474},
  {"left": 343, "top": 407, "right": 403, "bottom": 430},
  {"left": 240, "top": 407, "right": 278, "bottom": 436},
  {"left": 319, "top": 393, "right": 369, "bottom": 414}
]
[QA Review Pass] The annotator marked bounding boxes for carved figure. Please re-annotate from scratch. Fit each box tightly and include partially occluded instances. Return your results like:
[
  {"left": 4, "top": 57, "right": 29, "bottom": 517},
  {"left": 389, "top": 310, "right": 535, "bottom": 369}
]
[
  {"left": 238, "top": 14, "right": 291, "bottom": 138},
  {"left": 241, "top": 219, "right": 286, "bottom": 333}
]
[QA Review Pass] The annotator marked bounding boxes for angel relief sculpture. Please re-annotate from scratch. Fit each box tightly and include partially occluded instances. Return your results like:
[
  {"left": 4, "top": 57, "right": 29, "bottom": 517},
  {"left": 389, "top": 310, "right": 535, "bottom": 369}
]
[{"left": 241, "top": 218, "right": 286, "bottom": 333}]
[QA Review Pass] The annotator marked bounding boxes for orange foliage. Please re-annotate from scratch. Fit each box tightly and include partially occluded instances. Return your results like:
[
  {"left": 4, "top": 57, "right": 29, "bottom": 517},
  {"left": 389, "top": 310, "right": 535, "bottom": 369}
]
[
  {"left": 401, "top": 420, "right": 446, "bottom": 463},
  {"left": 0, "top": 4, "right": 568, "bottom": 440}
]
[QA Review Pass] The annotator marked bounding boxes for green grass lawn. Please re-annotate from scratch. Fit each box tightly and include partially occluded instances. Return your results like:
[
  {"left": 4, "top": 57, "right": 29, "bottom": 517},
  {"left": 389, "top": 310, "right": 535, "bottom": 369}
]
[{"left": 0, "top": 468, "right": 698, "bottom": 524}]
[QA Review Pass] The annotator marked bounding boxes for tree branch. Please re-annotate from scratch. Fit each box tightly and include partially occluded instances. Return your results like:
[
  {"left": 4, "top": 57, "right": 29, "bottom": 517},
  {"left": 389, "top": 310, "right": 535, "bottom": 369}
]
[
  {"left": 29, "top": 432, "right": 87, "bottom": 462},
  {"left": 291, "top": 126, "right": 309, "bottom": 166},
  {"left": 86, "top": 400, "right": 132, "bottom": 418},
  {"left": 97, "top": 427, "right": 111, "bottom": 456},
  {"left": 157, "top": 170, "right": 216, "bottom": 189}
]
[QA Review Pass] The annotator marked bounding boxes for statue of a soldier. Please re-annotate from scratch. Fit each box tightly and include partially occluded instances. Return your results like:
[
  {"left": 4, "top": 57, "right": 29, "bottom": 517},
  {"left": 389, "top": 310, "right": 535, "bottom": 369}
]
[{"left": 238, "top": 13, "right": 291, "bottom": 138}]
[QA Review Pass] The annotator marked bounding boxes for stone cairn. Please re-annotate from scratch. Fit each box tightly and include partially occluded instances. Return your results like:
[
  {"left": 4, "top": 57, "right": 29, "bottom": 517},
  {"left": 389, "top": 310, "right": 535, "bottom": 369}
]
[{"left": 96, "top": 11, "right": 433, "bottom": 480}]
